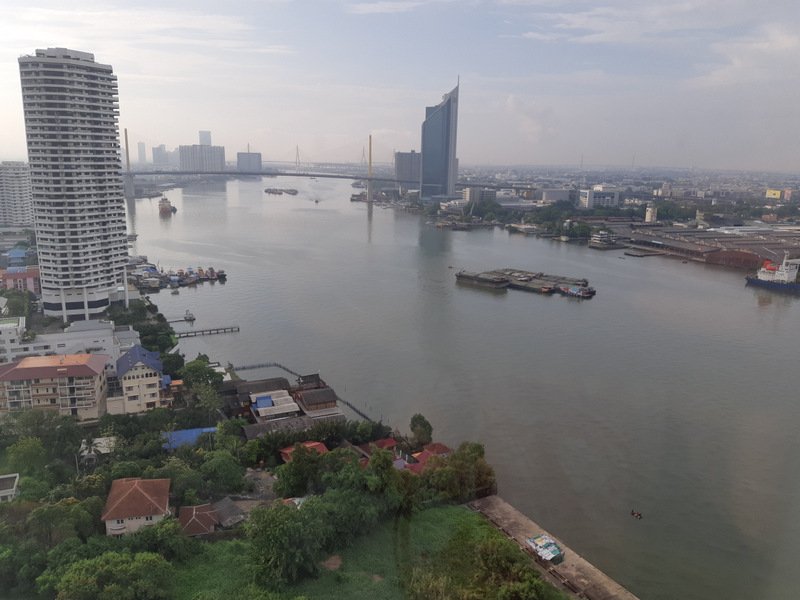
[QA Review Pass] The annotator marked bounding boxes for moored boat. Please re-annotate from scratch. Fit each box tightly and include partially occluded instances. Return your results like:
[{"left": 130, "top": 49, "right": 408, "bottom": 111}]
[
  {"left": 158, "top": 197, "right": 175, "bottom": 216},
  {"left": 455, "top": 270, "right": 510, "bottom": 289}
]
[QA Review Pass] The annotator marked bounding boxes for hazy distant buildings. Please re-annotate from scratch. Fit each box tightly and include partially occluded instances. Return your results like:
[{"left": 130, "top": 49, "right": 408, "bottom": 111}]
[
  {"left": 645, "top": 203, "right": 658, "bottom": 223},
  {"left": 394, "top": 151, "right": 421, "bottom": 192},
  {"left": 579, "top": 187, "right": 620, "bottom": 209},
  {"left": 199, "top": 130, "right": 212, "bottom": 146},
  {"left": 462, "top": 187, "right": 496, "bottom": 204},
  {"left": 18, "top": 48, "right": 128, "bottom": 321},
  {"left": 236, "top": 152, "right": 262, "bottom": 172},
  {"left": 179, "top": 145, "right": 225, "bottom": 172},
  {"left": 0, "top": 162, "right": 33, "bottom": 226},
  {"left": 541, "top": 189, "right": 571, "bottom": 204},
  {"left": 137, "top": 142, "right": 146, "bottom": 164},
  {"left": 152, "top": 144, "right": 169, "bottom": 167},
  {"left": 420, "top": 84, "right": 459, "bottom": 198}
]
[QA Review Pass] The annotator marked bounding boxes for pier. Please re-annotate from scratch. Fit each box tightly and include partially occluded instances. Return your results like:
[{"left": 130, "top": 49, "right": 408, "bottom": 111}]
[
  {"left": 469, "top": 496, "right": 640, "bottom": 600},
  {"left": 176, "top": 326, "right": 239, "bottom": 338}
]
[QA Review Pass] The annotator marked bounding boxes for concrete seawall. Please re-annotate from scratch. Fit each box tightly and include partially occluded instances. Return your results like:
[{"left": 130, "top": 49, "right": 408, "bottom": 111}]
[{"left": 468, "top": 496, "right": 640, "bottom": 600}]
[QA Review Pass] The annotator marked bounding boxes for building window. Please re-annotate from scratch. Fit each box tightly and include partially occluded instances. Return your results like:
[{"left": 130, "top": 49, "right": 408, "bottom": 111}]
[
  {"left": 145, "top": 515, "right": 153, "bottom": 521},
  {"left": 116, "top": 519, "right": 124, "bottom": 524}
]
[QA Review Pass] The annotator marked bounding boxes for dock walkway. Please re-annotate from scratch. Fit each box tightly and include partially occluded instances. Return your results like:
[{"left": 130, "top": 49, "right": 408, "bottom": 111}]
[
  {"left": 468, "top": 496, "right": 639, "bottom": 600},
  {"left": 176, "top": 326, "right": 239, "bottom": 338}
]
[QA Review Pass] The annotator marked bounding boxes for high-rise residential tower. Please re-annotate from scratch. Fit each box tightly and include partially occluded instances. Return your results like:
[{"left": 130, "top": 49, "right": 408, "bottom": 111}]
[
  {"left": 420, "top": 84, "right": 459, "bottom": 198},
  {"left": 0, "top": 162, "right": 34, "bottom": 226},
  {"left": 18, "top": 48, "right": 128, "bottom": 321},
  {"left": 199, "top": 130, "right": 212, "bottom": 146},
  {"left": 137, "top": 142, "right": 146, "bottom": 164}
]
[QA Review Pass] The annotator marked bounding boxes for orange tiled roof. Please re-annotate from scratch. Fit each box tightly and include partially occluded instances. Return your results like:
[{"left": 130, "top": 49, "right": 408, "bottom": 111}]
[
  {"left": 101, "top": 478, "right": 170, "bottom": 521},
  {"left": 0, "top": 354, "right": 109, "bottom": 381},
  {"left": 179, "top": 504, "right": 219, "bottom": 536}
]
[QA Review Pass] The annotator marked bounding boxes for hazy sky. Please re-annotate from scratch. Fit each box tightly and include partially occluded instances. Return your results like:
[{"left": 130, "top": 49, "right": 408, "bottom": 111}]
[{"left": 1, "top": 0, "right": 798, "bottom": 171}]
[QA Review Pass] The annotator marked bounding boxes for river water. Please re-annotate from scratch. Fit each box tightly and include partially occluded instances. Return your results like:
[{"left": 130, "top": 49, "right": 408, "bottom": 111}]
[{"left": 128, "top": 177, "right": 800, "bottom": 600}]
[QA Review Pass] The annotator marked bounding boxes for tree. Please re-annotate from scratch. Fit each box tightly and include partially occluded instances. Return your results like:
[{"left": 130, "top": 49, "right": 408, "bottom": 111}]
[
  {"left": 54, "top": 551, "right": 172, "bottom": 600},
  {"left": 161, "top": 352, "right": 185, "bottom": 378},
  {"left": 410, "top": 414, "right": 433, "bottom": 448},
  {"left": 194, "top": 383, "right": 223, "bottom": 420},
  {"left": 180, "top": 356, "right": 223, "bottom": 390},
  {"left": 247, "top": 504, "right": 324, "bottom": 586},
  {"left": 8, "top": 436, "right": 48, "bottom": 475},
  {"left": 200, "top": 450, "right": 244, "bottom": 495}
]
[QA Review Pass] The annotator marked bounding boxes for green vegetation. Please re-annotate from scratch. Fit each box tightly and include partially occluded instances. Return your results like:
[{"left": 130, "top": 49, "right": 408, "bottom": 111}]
[
  {"left": 1, "top": 403, "right": 562, "bottom": 600},
  {"left": 174, "top": 506, "right": 568, "bottom": 600},
  {"left": 0, "top": 288, "right": 35, "bottom": 319}
]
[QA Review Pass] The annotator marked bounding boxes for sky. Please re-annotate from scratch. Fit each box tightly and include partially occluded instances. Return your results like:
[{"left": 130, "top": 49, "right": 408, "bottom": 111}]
[{"left": 1, "top": 0, "right": 799, "bottom": 171}]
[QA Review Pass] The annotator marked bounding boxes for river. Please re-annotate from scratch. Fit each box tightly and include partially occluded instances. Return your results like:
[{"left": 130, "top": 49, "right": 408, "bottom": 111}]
[{"left": 127, "top": 177, "right": 800, "bottom": 600}]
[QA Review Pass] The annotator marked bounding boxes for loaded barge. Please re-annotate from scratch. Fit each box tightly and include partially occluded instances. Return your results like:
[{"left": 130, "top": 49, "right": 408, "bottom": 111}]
[{"left": 455, "top": 267, "right": 596, "bottom": 298}]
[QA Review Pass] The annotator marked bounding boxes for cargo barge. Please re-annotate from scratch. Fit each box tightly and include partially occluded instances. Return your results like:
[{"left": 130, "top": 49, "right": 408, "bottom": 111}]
[
  {"left": 456, "top": 268, "right": 596, "bottom": 298},
  {"left": 455, "top": 270, "right": 510, "bottom": 289}
]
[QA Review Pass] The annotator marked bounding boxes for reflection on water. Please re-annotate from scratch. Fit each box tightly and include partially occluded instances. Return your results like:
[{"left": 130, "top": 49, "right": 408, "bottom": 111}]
[{"left": 126, "top": 177, "right": 800, "bottom": 600}]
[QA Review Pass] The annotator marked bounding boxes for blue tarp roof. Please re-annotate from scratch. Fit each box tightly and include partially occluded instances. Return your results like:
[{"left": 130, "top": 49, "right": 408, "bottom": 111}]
[
  {"left": 254, "top": 395, "right": 273, "bottom": 408},
  {"left": 6, "top": 249, "right": 26, "bottom": 259},
  {"left": 162, "top": 427, "right": 217, "bottom": 450}
]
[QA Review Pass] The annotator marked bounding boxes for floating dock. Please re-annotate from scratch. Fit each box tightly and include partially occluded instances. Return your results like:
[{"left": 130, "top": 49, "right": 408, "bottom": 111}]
[
  {"left": 469, "top": 496, "right": 639, "bottom": 600},
  {"left": 176, "top": 326, "right": 239, "bottom": 338}
]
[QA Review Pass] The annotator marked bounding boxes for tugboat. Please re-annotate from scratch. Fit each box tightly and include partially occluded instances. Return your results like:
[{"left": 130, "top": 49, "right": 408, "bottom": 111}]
[
  {"left": 159, "top": 197, "right": 176, "bottom": 216},
  {"left": 183, "top": 309, "right": 195, "bottom": 322},
  {"left": 745, "top": 253, "right": 800, "bottom": 294}
]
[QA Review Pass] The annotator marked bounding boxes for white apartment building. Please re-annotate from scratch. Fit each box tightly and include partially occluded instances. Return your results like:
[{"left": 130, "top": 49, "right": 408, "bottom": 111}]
[
  {"left": 0, "top": 317, "right": 139, "bottom": 365},
  {"left": 18, "top": 48, "right": 129, "bottom": 321},
  {"left": 0, "top": 162, "right": 33, "bottom": 227},
  {"left": 579, "top": 188, "right": 620, "bottom": 209},
  {"left": 178, "top": 145, "right": 225, "bottom": 172}
]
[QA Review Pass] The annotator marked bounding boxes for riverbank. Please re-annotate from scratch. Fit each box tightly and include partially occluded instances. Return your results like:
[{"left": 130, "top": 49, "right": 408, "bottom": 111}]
[{"left": 470, "top": 496, "right": 639, "bottom": 600}]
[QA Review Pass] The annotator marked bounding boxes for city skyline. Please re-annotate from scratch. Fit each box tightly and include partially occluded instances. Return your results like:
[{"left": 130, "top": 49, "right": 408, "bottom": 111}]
[{"left": 1, "top": 0, "right": 799, "bottom": 172}]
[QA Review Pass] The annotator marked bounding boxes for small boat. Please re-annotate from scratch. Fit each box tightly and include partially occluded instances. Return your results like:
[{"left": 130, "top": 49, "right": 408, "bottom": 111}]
[
  {"left": 159, "top": 197, "right": 175, "bottom": 216},
  {"left": 171, "top": 289, "right": 179, "bottom": 295},
  {"left": 184, "top": 310, "right": 195, "bottom": 322},
  {"left": 216, "top": 269, "right": 227, "bottom": 281}
]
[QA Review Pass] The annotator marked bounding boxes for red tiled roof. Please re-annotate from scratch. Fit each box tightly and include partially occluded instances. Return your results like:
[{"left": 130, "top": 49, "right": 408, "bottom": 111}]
[
  {"left": 0, "top": 354, "right": 109, "bottom": 382},
  {"left": 358, "top": 437, "right": 397, "bottom": 456},
  {"left": 101, "top": 478, "right": 171, "bottom": 521},
  {"left": 424, "top": 442, "right": 452, "bottom": 456},
  {"left": 280, "top": 441, "right": 328, "bottom": 463},
  {"left": 412, "top": 449, "right": 435, "bottom": 466},
  {"left": 179, "top": 504, "right": 219, "bottom": 536}
]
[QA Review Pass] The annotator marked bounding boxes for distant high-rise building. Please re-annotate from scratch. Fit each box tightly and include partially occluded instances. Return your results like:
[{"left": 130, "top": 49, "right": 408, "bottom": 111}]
[
  {"left": 152, "top": 144, "right": 169, "bottom": 167},
  {"left": 18, "top": 48, "right": 128, "bottom": 321},
  {"left": 237, "top": 152, "right": 262, "bottom": 172},
  {"left": 137, "top": 142, "right": 146, "bottom": 164},
  {"left": 394, "top": 151, "right": 421, "bottom": 192},
  {"left": 645, "top": 203, "right": 658, "bottom": 223},
  {"left": 0, "top": 162, "right": 33, "bottom": 226},
  {"left": 420, "top": 84, "right": 459, "bottom": 198},
  {"left": 179, "top": 145, "right": 225, "bottom": 172},
  {"left": 199, "top": 130, "right": 212, "bottom": 146}
]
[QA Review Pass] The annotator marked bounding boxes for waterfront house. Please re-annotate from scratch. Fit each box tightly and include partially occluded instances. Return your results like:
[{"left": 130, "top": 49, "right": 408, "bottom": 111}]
[
  {"left": 101, "top": 478, "right": 170, "bottom": 537},
  {"left": 179, "top": 504, "right": 219, "bottom": 536},
  {"left": 0, "top": 473, "right": 19, "bottom": 502},
  {"left": 107, "top": 345, "right": 166, "bottom": 415},
  {"left": 294, "top": 387, "right": 344, "bottom": 420},
  {"left": 249, "top": 389, "right": 301, "bottom": 422}
]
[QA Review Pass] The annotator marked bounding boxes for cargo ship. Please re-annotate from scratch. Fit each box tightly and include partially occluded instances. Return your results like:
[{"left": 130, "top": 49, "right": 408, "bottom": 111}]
[
  {"left": 745, "top": 253, "right": 800, "bottom": 293},
  {"left": 455, "top": 270, "right": 510, "bottom": 289}
]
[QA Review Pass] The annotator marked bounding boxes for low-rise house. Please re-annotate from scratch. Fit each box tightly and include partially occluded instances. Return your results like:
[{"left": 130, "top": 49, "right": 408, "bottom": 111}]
[
  {"left": 405, "top": 442, "right": 452, "bottom": 475},
  {"left": 0, "top": 353, "right": 110, "bottom": 420},
  {"left": 358, "top": 437, "right": 397, "bottom": 457},
  {"left": 280, "top": 441, "right": 328, "bottom": 463},
  {"left": 219, "top": 377, "right": 291, "bottom": 417},
  {"left": 0, "top": 265, "right": 40, "bottom": 295},
  {"left": 212, "top": 496, "right": 246, "bottom": 528},
  {"left": 294, "top": 387, "right": 344, "bottom": 420},
  {"left": 250, "top": 389, "right": 301, "bottom": 422},
  {"left": 0, "top": 473, "right": 19, "bottom": 502},
  {"left": 179, "top": 504, "right": 219, "bottom": 536},
  {"left": 101, "top": 477, "right": 171, "bottom": 537},
  {"left": 107, "top": 345, "right": 167, "bottom": 415}
]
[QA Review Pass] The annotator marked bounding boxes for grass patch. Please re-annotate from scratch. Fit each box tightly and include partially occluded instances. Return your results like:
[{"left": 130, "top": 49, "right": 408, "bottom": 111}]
[{"left": 173, "top": 506, "right": 562, "bottom": 600}]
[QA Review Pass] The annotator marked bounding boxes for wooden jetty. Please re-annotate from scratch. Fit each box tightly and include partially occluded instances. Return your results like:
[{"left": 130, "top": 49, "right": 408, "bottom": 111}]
[
  {"left": 469, "top": 496, "right": 640, "bottom": 600},
  {"left": 176, "top": 326, "right": 239, "bottom": 338}
]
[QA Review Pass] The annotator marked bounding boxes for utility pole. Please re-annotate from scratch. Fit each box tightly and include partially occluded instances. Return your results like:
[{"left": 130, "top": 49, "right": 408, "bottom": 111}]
[{"left": 367, "top": 135, "right": 373, "bottom": 204}]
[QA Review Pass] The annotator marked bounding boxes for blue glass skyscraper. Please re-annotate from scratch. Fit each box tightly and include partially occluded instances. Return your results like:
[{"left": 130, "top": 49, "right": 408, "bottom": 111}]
[{"left": 420, "top": 84, "right": 459, "bottom": 198}]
